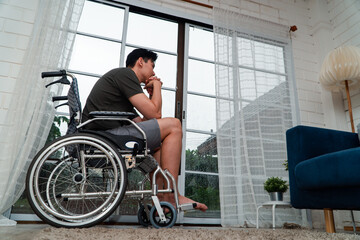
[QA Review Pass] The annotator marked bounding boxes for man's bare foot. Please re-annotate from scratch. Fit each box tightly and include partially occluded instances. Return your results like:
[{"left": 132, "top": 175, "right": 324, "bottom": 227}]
[
  {"left": 159, "top": 194, "right": 208, "bottom": 212},
  {"left": 178, "top": 195, "right": 208, "bottom": 212}
]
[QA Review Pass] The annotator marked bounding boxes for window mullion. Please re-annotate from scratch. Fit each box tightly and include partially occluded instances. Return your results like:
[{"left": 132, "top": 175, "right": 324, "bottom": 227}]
[
  {"left": 175, "top": 21, "right": 186, "bottom": 122},
  {"left": 120, "top": 6, "right": 130, "bottom": 67}
]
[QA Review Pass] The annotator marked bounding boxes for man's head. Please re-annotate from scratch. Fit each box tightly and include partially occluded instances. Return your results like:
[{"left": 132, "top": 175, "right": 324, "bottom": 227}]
[
  {"left": 126, "top": 48, "right": 158, "bottom": 68},
  {"left": 127, "top": 48, "right": 158, "bottom": 82}
]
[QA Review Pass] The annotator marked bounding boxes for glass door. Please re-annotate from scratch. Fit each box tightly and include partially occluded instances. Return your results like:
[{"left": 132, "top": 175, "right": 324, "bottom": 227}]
[{"left": 179, "top": 24, "right": 220, "bottom": 223}]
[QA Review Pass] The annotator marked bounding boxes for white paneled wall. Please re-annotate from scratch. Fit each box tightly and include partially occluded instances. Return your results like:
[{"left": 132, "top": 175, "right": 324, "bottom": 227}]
[
  {"left": 0, "top": 0, "right": 38, "bottom": 132},
  {"left": 324, "top": 0, "right": 360, "bottom": 230},
  {"left": 327, "top": 0, "right": 360, "bottom": 129}
]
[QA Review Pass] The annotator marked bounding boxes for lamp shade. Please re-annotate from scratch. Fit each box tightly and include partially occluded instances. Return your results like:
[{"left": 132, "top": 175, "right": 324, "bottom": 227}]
[{"left": 319, "top": 45, "right": 360, "bottom": 91}]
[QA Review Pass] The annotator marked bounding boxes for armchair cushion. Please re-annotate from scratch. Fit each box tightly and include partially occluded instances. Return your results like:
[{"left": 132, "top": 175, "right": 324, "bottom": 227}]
[{"left": 295, "top": 147, "right": 360, "bottom": 190}]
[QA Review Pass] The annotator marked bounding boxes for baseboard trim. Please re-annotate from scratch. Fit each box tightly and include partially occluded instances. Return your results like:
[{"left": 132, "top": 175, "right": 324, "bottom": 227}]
[{"left": 344, "top": 226, "right": 360, "bottom": 231}]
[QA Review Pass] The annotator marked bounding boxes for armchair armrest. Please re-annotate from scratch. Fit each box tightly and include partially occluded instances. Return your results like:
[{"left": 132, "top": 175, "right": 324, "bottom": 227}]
[{"left": 286, "top": 125, "right": 359, "bottom": 166}]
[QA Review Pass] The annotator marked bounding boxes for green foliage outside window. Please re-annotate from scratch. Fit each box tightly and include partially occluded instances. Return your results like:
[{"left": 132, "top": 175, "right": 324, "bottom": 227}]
[
  {"left": 46, "top": 115, "right": 69, "bottom": 144},
  {"left": 185, "top": 149, "right": 220, "bottom": 211},
  {"left": 185, "top": 149, "right": 218, "bottom": 173}
]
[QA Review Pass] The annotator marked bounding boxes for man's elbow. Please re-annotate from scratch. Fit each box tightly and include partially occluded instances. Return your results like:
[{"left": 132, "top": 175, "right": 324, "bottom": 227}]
[
  {"left": 145, "top": 112, "right": 161, "bottom": 119},
  {"left": 154, "top": 112, "right": 162, "bottom": 119}
]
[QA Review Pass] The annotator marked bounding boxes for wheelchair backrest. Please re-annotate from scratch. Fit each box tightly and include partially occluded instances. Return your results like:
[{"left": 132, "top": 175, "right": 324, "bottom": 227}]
[
  {"left": 43, "top": 70, "right": 82, "bottom": 135},
  {"left": 43, "top": 70, "right": 148, "bottom": 154},
  {"left": 66, "top": 78, "right": 82, "bottom": 135}
]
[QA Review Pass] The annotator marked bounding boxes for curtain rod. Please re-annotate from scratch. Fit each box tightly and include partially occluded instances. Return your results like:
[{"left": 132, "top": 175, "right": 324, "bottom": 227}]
[{"left": 180, "top": 0, "right": 213, "bottom": 9}]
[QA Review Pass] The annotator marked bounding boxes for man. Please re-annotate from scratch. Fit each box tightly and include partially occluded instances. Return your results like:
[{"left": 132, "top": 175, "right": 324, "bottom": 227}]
[{"left": 82, "top": 48, "right": 208, "bottom": 212}]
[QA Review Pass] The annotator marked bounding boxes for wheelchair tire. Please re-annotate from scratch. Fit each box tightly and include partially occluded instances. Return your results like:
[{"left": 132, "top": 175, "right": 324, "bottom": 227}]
[
  {"left": 149, "top": 202, "right": 177, "bottom": 229},
  {"left": 137, "top": 204, "right": 152, "bottom": 227},
  {"left": 26, "top": 133, "right": 128, "bottom": 228}
]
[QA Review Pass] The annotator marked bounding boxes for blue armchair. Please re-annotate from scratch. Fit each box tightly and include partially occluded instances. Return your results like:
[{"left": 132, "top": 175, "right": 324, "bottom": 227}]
[{"left": 286, "top": 125, "right": 360, "bottom": 232}]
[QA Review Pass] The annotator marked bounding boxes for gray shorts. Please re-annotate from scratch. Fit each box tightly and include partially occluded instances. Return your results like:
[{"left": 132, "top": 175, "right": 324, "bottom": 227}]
[{"left": 106, "top": 118, "right": 161, "bottom": 152}]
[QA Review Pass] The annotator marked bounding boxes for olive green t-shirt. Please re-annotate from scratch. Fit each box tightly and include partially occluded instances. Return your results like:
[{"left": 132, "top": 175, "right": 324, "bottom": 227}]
[{"left": 82, "top": 68, "right": 143, "bottom": 130}]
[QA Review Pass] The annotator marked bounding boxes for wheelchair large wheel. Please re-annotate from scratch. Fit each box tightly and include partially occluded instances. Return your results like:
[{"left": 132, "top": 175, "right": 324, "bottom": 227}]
[{"left": 26, "top": 133, "right": 127, "bottom": 228}]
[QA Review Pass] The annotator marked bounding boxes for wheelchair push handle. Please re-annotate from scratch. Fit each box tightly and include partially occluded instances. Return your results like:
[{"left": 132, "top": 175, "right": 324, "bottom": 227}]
[
  {"left": 43, "top": 69, "right": 72, "bottom": 88},
  {"left": 42, "top": 70, "right": 66, "bottom": 78}
]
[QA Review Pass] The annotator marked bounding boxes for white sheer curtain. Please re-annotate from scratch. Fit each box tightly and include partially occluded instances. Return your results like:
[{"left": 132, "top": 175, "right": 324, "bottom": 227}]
[
  {"left": 213, "top": 8, "right": 303, "bottom": 227},
  {"left": 0, "top": 0, "right": 84, "bottom": 225}
]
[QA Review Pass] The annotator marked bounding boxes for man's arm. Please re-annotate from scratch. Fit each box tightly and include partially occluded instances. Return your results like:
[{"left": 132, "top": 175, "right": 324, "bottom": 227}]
[{"left": 129, "top": 79, "right": 162, "bottom": 120}]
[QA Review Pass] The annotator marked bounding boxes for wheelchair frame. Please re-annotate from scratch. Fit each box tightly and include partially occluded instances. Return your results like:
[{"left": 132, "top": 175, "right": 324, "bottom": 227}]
[{"left": 25, "top": 70, "right": 195, "bottom": 229}]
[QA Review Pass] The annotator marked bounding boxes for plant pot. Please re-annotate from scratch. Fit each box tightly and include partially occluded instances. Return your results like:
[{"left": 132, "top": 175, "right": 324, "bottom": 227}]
[{"left": 269, "top": 192, "right": 283, "bottom": 201}]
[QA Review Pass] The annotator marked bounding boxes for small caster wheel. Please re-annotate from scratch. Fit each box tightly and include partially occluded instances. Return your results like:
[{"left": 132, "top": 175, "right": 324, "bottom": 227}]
[
  {"left": 137, "top": 204, "right": 152, "bottom": 227},
  {"left": 149, "top": 202, "right": 177, "bottom": 229}
]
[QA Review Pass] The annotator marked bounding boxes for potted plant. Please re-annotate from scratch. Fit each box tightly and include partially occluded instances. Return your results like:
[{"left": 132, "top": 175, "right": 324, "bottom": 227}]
[{"left": 264, "top": 176, "right": 288, "bottom": 201}]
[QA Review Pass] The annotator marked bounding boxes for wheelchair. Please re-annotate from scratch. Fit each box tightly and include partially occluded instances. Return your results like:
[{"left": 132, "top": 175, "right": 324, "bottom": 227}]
[{"left": 26, "top": 70, "right": 195, "bottom": 228}]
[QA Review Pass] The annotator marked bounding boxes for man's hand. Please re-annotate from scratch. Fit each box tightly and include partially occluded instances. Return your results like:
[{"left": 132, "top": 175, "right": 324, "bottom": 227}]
[
  {"left": 130, "top": 76, "right": 163, "bottom": 120},
  {"left": 144, "top": 76, "right": 162, "bottom": 97}
]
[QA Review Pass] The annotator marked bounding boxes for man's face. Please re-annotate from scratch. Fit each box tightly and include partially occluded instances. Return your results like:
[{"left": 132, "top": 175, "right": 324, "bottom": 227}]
[{"left": 141, "top": 58, "right": 155, "bottom": 81}]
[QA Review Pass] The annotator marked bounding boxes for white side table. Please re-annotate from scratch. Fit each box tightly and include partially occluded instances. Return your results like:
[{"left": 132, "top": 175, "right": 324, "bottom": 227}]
[{"left": 256, "top": 201, "right": 292, "bottom": 230}]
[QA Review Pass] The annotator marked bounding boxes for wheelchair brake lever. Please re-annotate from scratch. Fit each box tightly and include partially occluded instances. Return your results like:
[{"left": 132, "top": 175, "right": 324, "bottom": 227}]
[{"left": 45, "top": 76, "right": 70, "bottom": 88}]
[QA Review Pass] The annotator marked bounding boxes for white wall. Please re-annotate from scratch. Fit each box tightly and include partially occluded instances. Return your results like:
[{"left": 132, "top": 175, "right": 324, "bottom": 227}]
[
  {"left": 0, "top": 0, "right": 38, "bottom": 133},
  {"left": 327, "top": 0, "right": 360, "bottom": 130},
  {"left": 322, "top": 0, "right": 360, "bottom": 230}
]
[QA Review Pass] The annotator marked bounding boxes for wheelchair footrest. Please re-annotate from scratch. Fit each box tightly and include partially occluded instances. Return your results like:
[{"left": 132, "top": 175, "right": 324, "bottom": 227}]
[{"left": 179, "top": 203, "right": 197, "bottom": 211}]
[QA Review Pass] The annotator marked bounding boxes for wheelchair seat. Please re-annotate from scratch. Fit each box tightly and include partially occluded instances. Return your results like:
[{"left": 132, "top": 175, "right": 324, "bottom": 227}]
[{"left": 80, "top": 129, "right": 146, "bottom": 152}]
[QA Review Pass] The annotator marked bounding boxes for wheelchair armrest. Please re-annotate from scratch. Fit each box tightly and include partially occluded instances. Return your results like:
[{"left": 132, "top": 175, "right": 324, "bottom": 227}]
[{"left": 89, "top": 111, "right": 136, "bottom": 119}]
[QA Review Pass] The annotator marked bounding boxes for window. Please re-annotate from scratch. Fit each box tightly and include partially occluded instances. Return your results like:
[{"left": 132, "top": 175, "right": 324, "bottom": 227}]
[
  {"left": 182, "top": 25, "right": 219, "bottom": 219},
  {"left": 125, "top": 13, "right": 178, "bottom": 119}
]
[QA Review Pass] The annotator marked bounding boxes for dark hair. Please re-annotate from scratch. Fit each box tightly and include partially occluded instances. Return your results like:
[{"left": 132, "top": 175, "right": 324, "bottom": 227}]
[{"left": 126, "top": 48, "right": 158, "bottom": 68}]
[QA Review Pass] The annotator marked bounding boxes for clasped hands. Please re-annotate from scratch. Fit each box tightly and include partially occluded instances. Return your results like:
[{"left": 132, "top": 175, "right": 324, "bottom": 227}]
[{"left": 144, "top": 76, "right": 162, "bottom": 97}]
